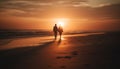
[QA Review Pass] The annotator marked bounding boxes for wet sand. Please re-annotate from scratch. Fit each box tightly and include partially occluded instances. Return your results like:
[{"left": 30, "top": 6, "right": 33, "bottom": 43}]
[{"left": 0, "top": 32, "right": 120, "bottom": 69}]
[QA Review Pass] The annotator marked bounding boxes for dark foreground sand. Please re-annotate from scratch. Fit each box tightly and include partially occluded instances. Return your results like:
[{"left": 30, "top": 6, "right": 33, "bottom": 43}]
[{"left": 0, "top": 32, "right": 120, "bottom": 69}]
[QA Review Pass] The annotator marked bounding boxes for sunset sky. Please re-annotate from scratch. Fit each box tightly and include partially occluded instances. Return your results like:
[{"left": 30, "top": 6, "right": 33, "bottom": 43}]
[{"left": 0, "top": 0, "right": 120, "bottom": 31}]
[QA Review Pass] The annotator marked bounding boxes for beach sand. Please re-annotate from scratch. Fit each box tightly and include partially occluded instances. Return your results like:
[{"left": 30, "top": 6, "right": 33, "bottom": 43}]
[{"left": 0, "top": 32, "right": 120, "bottom": 69}]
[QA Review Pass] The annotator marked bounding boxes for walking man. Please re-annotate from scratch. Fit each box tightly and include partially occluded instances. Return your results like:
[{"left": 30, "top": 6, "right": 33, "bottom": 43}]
[{"left": 53, "top": 24, "right": 58, "bottom": 40}]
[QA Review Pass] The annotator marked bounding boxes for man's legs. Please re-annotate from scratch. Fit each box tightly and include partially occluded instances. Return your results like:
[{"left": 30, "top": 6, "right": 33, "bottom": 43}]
[{"left": 54, "top": 32, "right": 57, "bottom": 40}]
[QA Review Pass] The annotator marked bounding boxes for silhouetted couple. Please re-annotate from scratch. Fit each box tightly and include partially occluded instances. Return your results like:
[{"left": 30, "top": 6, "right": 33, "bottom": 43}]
[{"left": 53, "top": 24, "right": 63, "bottom": 40}]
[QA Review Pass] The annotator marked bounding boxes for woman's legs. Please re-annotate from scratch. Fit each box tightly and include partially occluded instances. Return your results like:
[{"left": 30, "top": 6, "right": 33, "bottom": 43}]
[{"left": 59, "top": 32, "right": 62, "bottom": 39}]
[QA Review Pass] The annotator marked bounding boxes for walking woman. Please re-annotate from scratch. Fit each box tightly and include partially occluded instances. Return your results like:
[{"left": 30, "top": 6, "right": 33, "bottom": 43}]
[{"left": 58, "top": 25, "right": 63, "bottom": 39}]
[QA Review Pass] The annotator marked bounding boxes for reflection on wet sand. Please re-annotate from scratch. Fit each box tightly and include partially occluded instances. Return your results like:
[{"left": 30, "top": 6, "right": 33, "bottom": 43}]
[{"left": 0, "top": 32, "right": 104, "bottom": 50}]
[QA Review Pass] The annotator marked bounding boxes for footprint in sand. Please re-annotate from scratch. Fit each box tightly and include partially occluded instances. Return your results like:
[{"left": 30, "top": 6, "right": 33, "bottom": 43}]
[
  {"left": 71, "top": 51, "right": 78, "bottom": 55},
  {"left": 60, "top": 66, "right": 66, "bottom": 68},
  {"left": 56, "top": 56, "right": 72, "bottom": 59}
]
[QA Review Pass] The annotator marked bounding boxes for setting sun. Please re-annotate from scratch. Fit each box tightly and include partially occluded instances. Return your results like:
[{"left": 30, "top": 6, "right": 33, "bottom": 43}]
[
  {"left": 57, "top": 21, "right": 65, "bottom": 27},
  {"left": 53, "top": 18, "right": 69, "bottom": 28}
]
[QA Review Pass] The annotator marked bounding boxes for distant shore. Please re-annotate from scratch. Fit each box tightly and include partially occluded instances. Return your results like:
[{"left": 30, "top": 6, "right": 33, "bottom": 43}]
[{"left": 1, "top": 29, "right": 119, "bottom": 39}]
